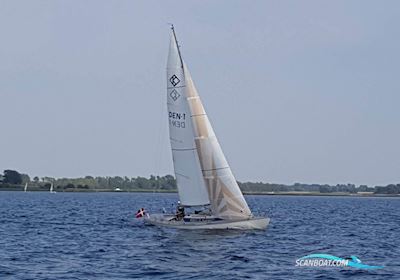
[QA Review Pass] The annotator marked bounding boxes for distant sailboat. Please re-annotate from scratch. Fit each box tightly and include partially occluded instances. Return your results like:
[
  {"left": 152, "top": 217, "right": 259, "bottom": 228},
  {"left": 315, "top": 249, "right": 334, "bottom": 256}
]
[
  {"left": 49, "top": 182, "right": 56, "bottom": 193},
  {"left": 24, "top": 183, "right": 28, "bottom": 192},
  {"left": 144, "top": 26, "right": 269, "bottom": 230}
]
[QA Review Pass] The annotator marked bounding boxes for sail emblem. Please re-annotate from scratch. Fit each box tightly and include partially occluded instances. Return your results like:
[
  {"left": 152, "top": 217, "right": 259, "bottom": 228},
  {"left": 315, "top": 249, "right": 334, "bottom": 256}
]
[
  {"left": 169, "top": 75, "right": 180, "bottom": 86},
  {"left": 169, "top": 89, "right": 180, "bottom": 101}
]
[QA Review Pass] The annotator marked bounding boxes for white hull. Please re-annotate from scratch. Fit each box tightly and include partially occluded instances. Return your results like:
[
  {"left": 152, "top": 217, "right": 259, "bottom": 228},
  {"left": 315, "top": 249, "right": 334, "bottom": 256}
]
[{"left": 144, "top": 214, "right": 269, "bottom": 230}]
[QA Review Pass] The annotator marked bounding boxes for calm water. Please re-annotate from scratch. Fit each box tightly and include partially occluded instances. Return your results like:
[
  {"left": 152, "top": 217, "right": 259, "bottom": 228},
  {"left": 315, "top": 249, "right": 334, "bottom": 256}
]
[{"left": 0, "top": 192, "right": 399, "bottom": 279}]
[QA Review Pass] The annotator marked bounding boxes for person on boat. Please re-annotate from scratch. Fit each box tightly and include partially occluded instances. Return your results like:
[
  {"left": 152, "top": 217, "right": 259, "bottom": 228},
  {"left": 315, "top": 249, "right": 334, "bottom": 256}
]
[
  {"left": 135, "top": 208, "right": 146, "bottom": 218},
  {"left": 175, "top": 203, "right": 185, "bottom": 220}
]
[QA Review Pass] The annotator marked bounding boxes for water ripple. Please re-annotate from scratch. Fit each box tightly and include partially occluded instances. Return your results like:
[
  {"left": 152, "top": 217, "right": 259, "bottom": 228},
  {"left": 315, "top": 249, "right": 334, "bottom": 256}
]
[{"left": 0, "top": 192, "right": 399, "bottom": 279}]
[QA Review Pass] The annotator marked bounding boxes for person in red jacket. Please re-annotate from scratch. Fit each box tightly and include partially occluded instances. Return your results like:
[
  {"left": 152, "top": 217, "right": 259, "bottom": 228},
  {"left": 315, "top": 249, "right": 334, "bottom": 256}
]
[{"left": 136, "top": 208, "right": 145, "bottom": 218}]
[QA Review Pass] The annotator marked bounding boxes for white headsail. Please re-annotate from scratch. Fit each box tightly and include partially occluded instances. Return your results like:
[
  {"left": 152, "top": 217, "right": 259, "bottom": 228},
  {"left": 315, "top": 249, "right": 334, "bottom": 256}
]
[
  {"left": 184, "top": 66, "right": 252, "bottom": 220},
  {"left": 167, "top": 29, "right": 210, "bottom": 206}
]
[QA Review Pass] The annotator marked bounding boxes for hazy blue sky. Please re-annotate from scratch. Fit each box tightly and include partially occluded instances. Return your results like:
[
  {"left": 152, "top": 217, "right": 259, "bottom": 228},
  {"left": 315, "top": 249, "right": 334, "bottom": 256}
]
[{"left": 1, "top": 1, "right": 399, "bottom": 186}]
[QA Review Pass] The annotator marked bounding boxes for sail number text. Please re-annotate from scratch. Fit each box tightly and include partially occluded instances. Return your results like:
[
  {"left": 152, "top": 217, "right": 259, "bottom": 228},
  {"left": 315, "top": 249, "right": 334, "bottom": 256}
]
[{"left": 169, "top": 111, "right": 186, "bottom": 128}]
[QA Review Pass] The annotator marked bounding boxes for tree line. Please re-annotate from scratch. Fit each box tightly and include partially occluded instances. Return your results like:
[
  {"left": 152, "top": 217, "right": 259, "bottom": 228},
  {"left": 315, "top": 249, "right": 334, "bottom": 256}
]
[
  {"left": 0, "top": 170, "right": 176, "bottom": 191},
  {"left": 0, "top": 169, "right": 399, "bottom": 194},
  {"left": 238, "top": 181, "right": 400, "bottom": 194}
]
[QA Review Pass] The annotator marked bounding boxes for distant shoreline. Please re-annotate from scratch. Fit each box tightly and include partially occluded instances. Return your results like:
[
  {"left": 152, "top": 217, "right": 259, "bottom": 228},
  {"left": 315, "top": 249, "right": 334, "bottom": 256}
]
[
  {"left": 2, "top": 171, "right": 399, "bottom": 196},
  {"left": 1, "top": 188, "right": 399, "bottom": 197},
  {"left": 242, "top": 191, "right": 400, "bottom": 197}
]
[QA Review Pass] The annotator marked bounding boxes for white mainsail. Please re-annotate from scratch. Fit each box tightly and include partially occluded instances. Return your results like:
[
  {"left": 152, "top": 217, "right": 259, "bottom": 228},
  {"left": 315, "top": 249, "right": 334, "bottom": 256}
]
[
  {"left": 167, "top": 27, "right": 252, "bottom": 219},
  {"left": 167, "top": 30, "right": 210, "bottom": 206},
  {"left": 49, "top": 183, "right": 54, "bottom": 193},
  {"left": 24, "top": 183, "right": 28, "bottom": 192}
]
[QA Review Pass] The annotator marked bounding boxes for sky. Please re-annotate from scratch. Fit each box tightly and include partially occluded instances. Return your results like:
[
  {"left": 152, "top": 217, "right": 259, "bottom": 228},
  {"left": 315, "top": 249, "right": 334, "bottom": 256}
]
[{"left": 0, "top": 1, "right": 399, "bottom": 186}]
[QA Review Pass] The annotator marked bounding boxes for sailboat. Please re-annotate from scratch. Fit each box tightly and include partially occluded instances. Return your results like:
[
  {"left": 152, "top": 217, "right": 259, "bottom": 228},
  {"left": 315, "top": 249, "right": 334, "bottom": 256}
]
[
  {"left": 24, "top": 183, "right": 28, "bottom": 192},
  {"left": 49, "top": 182, "right": 56, "bottom": 193},
  {"left": 144, "top": 26, "right": 269, "bottom": 230}
]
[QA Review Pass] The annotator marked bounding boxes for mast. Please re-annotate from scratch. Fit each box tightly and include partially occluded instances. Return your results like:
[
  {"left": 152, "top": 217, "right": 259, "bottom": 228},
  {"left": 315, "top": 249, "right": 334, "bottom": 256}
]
[{"left": 170, "top": 24, "right": 184, "bottom": 70}]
